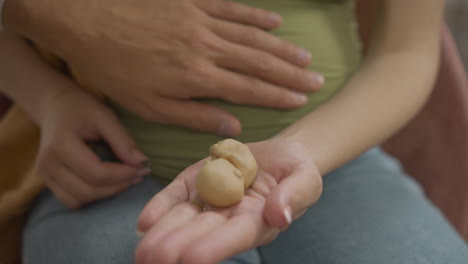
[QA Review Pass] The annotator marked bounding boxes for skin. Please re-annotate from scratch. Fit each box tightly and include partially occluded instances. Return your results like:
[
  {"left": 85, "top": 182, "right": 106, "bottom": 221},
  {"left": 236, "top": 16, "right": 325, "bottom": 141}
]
[
  {"left": 0, "top": 0, "right": 322, "bottom": 209},
  {"left": 0, "top": 0, "right": 444, "bottom": 262},
  {"left": 136, "top": 0, "right": 445, "bottom": 263},
  {"left": 2, "top": 0, "right": 323, "bottom": 137},
  {"left": 0, "top": 32, "right": 149, "bottom": 209},
  {"left": 136, "top": 139, "right": 321, "bottom": 264}
]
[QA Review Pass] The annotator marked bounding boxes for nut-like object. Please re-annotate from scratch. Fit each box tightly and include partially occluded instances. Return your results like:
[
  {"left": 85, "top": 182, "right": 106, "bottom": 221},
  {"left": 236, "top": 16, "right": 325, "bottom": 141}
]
[{"left": 195, "top": 139, "right": 257, "bottom": 207}]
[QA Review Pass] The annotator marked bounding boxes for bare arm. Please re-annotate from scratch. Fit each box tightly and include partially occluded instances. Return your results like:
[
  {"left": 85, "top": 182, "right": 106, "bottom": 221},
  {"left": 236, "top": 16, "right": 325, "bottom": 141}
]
[
  {"left": 0, "top": 33, "right": 69, "bottom": 123},
  {"left": 0, "top": 33, "right": 151, "bottom": 208},
  {"left": 135, "top": 2, "right": 446, "bottom": 262},
  {"left": 2, "top": 0, "right": 323, "bottom": 137},
  {"left": 277, "top": 0, "right": 444, "bottom": 175}
]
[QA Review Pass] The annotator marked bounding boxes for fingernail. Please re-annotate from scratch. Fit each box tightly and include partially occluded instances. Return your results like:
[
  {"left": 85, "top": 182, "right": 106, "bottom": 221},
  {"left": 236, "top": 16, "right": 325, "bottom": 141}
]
[
  {"left": 266, "top": 12, "right": 282, "bottom": 27},
  {"left": 136, "top": 167, "right": 151, "bottom": 177},
  {"left": 297, "top": 49, "right": 312, "bottom": 65},
  {"left": 132, "top": 149, "right": 148, "bottom": 163},
  {"left": 284, "top": 207, "right": 292, "bottom": 225},
  {"left": 292, "top": 93, "right": 308, "bottom": 105},
  {"left": 308, "top": 73, "right": 324, "bottom": 89},
  {"left": 218, "top": 121, "right": 238, "bottom": 138}
]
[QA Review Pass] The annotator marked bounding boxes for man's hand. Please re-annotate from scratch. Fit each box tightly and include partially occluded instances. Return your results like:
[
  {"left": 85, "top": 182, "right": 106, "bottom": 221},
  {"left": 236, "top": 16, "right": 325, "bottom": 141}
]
[
  {"left": 135, "top": 139, "right": 323, "bottom": 264},
  {"left": 4, "top": 0, "right": 324, "bottom": 137}
]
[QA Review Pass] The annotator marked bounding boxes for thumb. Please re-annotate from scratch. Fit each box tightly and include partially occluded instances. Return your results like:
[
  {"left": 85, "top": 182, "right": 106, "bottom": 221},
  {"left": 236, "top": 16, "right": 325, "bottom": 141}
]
[
  {"left": 263, "top": 164, "right": 322, "bottom": 230},
  {"left": 96, "top": 109, "right": 148, "bottom": 167}
]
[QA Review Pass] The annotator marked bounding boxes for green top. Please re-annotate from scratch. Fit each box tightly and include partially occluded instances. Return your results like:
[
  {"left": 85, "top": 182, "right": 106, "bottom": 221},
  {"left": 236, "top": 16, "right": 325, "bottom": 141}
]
[{"left": 112, "top": 0, "right": 362, "bottom": 184}]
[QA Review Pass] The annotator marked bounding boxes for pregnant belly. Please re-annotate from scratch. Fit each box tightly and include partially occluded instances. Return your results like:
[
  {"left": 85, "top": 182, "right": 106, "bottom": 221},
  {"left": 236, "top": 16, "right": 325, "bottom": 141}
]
[{"left": 112, "top": 0, "right": 362, "bottom": 183}]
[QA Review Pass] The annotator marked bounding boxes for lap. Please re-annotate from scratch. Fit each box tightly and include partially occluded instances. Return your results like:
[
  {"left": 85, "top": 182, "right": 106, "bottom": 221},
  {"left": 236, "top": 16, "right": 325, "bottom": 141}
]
[
  {"left": 260, "top": 148, "right": 468, "bottom": 264},
  {"left": 23, "top": 148, "right": 468, "bottom": 264},
  {"left": 22, "top": 178, "right": 164, "bottom": 264},
  {"left": 22, "top": 178, "right": 261, "bottom": 264}
]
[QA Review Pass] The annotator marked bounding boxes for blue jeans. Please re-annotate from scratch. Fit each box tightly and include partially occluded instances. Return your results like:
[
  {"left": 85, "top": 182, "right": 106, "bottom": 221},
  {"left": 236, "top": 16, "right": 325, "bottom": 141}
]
[{"left": 22, "top": 148, "right": 468, "bottom": 263}]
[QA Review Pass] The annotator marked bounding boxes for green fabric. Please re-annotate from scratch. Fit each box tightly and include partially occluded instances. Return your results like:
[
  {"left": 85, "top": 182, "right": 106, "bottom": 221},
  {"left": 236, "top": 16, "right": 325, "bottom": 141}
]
[{"left": 112, "top": 0, "right": 362, "bottom": 184}]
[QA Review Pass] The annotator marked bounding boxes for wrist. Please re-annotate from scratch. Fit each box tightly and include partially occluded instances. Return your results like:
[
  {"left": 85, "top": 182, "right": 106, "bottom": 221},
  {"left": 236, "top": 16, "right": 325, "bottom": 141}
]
[
  {"left": 273, "top": 127, "right": 330, "bottom": 176},
  {"left": 34, "top": 81, "right": 82, "bottom": 125}
]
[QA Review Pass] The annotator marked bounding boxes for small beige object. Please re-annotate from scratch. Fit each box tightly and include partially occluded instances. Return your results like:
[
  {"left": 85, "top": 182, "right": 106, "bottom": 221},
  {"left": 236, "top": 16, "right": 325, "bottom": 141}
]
[
  {"left": 196, "top": 139, "right": 257, "bottom": 207},
  {"left": 190, "top": 200, "right": 207, "bottom": 212}
]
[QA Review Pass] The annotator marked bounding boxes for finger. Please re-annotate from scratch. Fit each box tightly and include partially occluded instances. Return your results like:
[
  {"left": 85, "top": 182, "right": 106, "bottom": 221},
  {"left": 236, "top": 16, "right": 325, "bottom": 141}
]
[
  {"left": 141, "top": 96, "right": 242, "bottom": 138},
  {"left": 211, "top": 20, "right": 311, "bottom": 67},
  {"left": 193, "top": 0, "right": 282, "bottom": 29},
  {"left": 45, "top": 175, "right": 82, "bottom": 209},
  {"left": 95, "top": 108, "right": 148, "bottom": 166},
  {"left": 216, "top": 41, "right": 324, "bottom": 93},
  {"left": 51, "top": 164, "right": 136, "bottom": 209},
  {"left": 139, "top": 211, "right": 226, "bottom": 264},
  {"left": 202, "top": 66, "right": 309, "bottom": 109},
  {"left": 60, "top": 135, "right": 148, "bottom": 186},
  {"left": 180, "top": 214, "right": 270, "bottom": 264},
  {"left": 137, "top": 179, "right": 189, "bottom": 233},
  {"left": 263, "top": 163, "right": 322, "bottom": 230},
  {"left": 136, "top": 203, "right": 204, "bottom": 264},
  {"left": 138, "top": 159, "right": 208, "bottom": 233}
]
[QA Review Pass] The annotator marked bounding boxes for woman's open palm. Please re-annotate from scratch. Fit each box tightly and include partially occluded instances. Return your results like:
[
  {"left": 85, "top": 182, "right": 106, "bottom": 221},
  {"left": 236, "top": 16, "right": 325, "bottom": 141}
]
[{"left": 136, "top": 139, "right": 322, "bottom": 264}]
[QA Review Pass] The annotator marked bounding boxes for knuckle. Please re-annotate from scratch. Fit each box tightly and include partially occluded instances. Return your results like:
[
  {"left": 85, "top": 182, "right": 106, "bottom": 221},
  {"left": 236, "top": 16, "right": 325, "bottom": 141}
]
[
  {"left": 225, "top": 78, "right": 259, "bottom": 104},
  {"left": 243, "top": 27, "right": 264, "bottom": 44},
  {"left": 216, "top": 0, "right": 236, "bottom": 15},
  {"left": 181, "top": 60, "right": 213, "bottom": 87},
  {"left": 243, "top": 77, "right": 265, "bottom": 97},
  {"left": 187, "top": 29, "right": 222, "bottom": 53},
  {"left": 251, "top": 52, "right": 273, "bottom": 75},
  {"left": 85, "top": 169, "right": 110, "bottom": 186}
]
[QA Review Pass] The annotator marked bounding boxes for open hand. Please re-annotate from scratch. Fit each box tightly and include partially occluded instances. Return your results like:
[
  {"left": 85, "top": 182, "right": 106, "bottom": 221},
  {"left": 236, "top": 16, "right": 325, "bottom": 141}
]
[
  {"left": 136, "top": 138, "right": 322, "bottom": 264},
  {"left": 6, "top": 0, "right": 323, "bottom": 137}
]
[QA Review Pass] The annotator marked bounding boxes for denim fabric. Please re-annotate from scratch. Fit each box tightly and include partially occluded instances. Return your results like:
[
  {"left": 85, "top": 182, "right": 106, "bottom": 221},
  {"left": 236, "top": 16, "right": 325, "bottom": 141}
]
[{"left": 22, "top": 148, "right": 468, "bottom": 263}]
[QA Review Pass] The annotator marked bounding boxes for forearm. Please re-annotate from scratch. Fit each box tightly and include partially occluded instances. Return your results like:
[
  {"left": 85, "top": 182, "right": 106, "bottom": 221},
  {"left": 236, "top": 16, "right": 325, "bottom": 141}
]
[
  {"left": 278, "top": 50, "right": 439, "bottom": 175},
  {"left": 0, "top": 32, "right": 77, "bottom": 123},
  {"left": 2, "top": 0, "right": 34, "bottom": 35},
  {"left": 277, "top": 0, "right": 443, "bottom": 175},
  {"left": 2, "top": 0, "right": 77, "bottom": 59}
]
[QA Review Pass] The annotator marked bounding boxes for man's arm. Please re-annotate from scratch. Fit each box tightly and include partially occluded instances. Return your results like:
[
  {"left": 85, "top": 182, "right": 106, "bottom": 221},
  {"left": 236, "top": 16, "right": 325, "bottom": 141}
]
[{"left": 1, "top": 0, "right": 323, "bottom": 137}]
